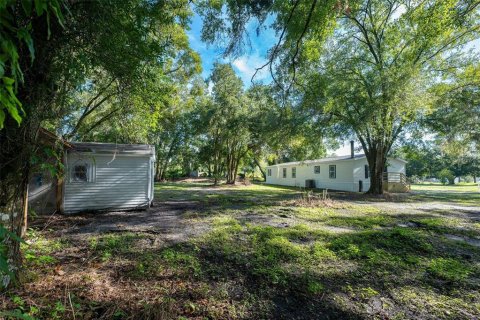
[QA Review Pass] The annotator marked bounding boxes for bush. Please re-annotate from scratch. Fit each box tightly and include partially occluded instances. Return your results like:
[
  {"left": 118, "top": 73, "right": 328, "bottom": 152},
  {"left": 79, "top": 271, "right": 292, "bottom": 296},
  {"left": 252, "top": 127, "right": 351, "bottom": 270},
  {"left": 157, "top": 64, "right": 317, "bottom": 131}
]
[{"left": 438, "top": 169, "right": 455, "bottom": 185}]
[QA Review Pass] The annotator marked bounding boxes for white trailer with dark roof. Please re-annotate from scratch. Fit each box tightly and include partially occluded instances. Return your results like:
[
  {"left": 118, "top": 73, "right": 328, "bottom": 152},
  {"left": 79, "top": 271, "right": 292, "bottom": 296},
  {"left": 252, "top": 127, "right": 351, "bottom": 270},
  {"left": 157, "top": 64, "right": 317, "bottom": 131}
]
[{"left": 265, "top": 152, "right": 407, "bottom": 193}]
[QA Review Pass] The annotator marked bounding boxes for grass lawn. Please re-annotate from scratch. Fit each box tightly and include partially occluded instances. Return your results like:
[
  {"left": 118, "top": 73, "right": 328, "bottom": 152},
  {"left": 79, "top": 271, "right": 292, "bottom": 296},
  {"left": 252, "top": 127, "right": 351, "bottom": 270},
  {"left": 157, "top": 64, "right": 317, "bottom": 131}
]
[
  {"left": 410, "top": 183, "right": 480, "bottom": 206},
  {"left": 1, "top": 180, "right": 480, "bottom": 319}
]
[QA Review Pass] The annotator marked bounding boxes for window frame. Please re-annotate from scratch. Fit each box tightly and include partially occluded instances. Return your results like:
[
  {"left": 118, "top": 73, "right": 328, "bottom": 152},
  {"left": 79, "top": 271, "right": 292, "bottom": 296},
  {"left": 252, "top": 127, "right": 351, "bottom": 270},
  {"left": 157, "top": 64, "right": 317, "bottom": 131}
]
[
  {"left": 314, "top": 165, "right": 320, "bottom": 174},
  {"left": 329, "top": 165, "right": 336, "bottom": 179},
  {"left": 267, "top": 168, "right": 272, "bottom": 177},
  {"left": 70, "top": 160, "right": 95, "bottom": 183},
  {"left": 73, "top": 164, "right": 88, "bottom": 182},
  {"left": 292, "top": 167, "right": 296, "bottom": 178},
  {"left": 282, "top": 168, "right": 287, "bottom": 178}
]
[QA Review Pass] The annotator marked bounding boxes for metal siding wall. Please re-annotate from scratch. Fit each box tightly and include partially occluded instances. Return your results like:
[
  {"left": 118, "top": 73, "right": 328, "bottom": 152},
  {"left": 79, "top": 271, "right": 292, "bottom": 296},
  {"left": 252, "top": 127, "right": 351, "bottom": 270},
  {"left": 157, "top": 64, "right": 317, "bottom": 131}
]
[{"left": 64, "top": 153, "right": 151, "bottom": 213}]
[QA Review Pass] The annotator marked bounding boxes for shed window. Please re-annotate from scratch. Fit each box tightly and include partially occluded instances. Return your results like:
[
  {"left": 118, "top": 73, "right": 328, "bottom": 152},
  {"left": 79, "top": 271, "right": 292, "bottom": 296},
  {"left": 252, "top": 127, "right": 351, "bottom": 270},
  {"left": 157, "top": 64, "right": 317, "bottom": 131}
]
[
  {"left": 74, "top": 164, "right": 88, "bottom": 182},
  {"left": 365, "top": 165, "right": 369, "bottom": 179},
  {"left": 314, "top": 166, "right": 320, "bottom": 174},
  {"left": 329, "top": 165, "right": 336, "bottom": 179},
  {"left": 283, "top": 168, "right": 287, "bottom": 178},
  {"left": 292, "top": 167, "right": 296, "bottom": 178},
  {"left": 267, "top": 169, "right": 272, "bottom": 176},
  {"left": 71, "top": 161, "right": 94, "bottom": 183}
]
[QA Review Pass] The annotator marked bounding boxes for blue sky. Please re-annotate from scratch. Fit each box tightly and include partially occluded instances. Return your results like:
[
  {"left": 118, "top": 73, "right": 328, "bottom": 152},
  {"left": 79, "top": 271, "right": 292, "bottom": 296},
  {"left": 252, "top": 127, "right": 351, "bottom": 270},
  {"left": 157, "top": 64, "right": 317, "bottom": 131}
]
[
  {"left": 187, "top": 12, "right": 479, "bottom": 88},
  {"left": 187, "top": 13, "right": 277, "bottom": 87},
  {"left": 187, "top": 13, "right": 479, "bottom": 156}
]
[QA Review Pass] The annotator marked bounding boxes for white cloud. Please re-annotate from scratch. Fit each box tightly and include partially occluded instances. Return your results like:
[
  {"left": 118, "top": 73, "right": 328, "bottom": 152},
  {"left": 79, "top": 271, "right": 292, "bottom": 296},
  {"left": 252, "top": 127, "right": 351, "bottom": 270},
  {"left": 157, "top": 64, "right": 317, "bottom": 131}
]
[{"left": 232, "top": 53, "right": 270, "bottom": 85}]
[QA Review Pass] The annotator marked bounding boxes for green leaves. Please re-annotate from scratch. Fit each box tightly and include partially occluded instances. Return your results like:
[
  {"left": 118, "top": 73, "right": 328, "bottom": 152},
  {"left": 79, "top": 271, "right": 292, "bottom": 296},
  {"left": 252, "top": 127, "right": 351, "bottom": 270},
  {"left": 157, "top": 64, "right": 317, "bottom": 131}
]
[
  {"left": 0, "top": 77, "right": 23, "bottom": 128},
  {"left": 34, "top": 0, "right": 47, "bottom": 16},
  {"left": 0, "top": 0, "right": 65, "bottom": 129},
  {"left": 0, "top": 223, "right": 25, "bottom": 289},
  {"left": 21, "top": 0, "right": 33, "bottom": 15}
]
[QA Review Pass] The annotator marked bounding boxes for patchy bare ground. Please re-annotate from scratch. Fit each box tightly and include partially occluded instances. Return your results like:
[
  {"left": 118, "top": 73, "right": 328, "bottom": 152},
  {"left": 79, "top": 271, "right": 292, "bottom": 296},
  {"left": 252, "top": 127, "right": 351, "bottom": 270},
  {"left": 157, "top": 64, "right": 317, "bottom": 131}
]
[{"left": 1, "top": 181, "right": 480, "bottom": 319}]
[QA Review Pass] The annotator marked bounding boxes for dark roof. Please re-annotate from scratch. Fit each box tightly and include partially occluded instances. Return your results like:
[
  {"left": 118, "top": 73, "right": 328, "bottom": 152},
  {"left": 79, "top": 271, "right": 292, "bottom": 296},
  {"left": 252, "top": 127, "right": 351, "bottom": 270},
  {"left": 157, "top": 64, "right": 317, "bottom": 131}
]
[{"left": 70, "top": 142, "right": 155, "bottom": 155}]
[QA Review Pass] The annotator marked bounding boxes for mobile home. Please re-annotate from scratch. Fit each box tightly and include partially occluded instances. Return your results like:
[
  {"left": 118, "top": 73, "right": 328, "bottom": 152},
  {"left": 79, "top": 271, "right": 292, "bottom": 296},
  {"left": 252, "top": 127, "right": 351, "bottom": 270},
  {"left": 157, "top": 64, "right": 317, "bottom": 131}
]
[{"left": 265, "top": 153, "right": 407, "bottom": 193}]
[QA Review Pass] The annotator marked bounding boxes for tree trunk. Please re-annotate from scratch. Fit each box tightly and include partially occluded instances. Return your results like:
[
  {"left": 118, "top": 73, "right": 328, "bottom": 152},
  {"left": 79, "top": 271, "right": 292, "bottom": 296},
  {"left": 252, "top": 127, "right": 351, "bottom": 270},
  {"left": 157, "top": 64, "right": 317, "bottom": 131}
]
[
  {"left": 366, "top": 145, "right": 386, "bottom": 194},
  {"left": 155, "top": 159, "right": 161, "bottom": 181},
  {"left": 254, "top": 158, "right": 266, "bottom": 181}
]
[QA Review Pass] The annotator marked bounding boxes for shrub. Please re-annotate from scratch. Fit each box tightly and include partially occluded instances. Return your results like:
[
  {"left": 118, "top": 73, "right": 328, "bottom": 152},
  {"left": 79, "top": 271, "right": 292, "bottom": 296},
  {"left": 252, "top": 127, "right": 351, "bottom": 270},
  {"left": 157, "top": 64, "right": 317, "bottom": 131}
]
[{"left": 438, "top": 169, "right": 455, "bottom": 185}]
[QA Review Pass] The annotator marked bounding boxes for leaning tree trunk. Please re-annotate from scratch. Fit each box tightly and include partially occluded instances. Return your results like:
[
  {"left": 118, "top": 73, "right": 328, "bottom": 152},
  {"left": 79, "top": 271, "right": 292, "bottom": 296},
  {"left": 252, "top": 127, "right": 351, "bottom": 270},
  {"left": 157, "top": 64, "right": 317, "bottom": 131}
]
[{"left": 253, "top": 158, "right": 266, "bottom": 181}]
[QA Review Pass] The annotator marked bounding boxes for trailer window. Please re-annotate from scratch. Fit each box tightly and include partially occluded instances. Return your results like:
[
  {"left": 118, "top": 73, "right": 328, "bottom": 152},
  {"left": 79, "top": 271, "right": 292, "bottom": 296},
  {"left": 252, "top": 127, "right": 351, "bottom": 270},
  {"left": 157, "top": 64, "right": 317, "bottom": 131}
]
[
  {"left": 267, "top": 169, "right": 272, "bottom": 176},
  {"left": 71, "top": 161, "right": 95, "bottom": 183},
  {"left": 292, "top": 167, "right": 296, "bottom": 178},
  {"left": 283, "top": 168, "right": 287, "bottom": 178},
  {"left": 314, "top": 166, "right": 320, "bottom": 174},
  {"left": 329, "top": 165, "right": 336, "bottom": 179},
  {"left": 73, "top": 164, "right": 88, "bottom": 182}
]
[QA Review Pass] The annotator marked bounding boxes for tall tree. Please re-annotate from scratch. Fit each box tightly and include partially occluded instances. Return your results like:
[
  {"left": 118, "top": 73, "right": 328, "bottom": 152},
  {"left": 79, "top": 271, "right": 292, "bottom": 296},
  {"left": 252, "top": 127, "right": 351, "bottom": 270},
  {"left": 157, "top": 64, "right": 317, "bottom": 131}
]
[
  {"left": 296, "top": 0, "right": 479, "bottom": 193},
  {"left": 199, "top": 63, "right": 248, "bottom": 184}
]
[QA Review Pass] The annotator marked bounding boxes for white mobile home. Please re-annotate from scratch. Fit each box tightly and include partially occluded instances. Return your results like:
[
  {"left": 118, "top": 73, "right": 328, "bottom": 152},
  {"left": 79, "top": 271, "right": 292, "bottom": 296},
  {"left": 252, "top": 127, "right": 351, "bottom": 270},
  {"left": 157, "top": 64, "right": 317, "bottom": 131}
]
[
  {"left": 62, "top": 142, "right": 156, "bottom": 213},
  {"left": 265, "top": 154, "right": 407, "bottom": 192}
]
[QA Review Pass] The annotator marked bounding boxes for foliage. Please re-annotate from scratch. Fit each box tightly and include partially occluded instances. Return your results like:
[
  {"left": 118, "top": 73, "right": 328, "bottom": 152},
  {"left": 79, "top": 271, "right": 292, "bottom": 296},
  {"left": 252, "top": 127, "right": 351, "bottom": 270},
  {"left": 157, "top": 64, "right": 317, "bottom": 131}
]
[
  {"left": 199, "top": 0, "right": 479, "bottom": 194},
  {"left": 438, "top": 168, "right": 455, "bottom": 185},
  {"left": 0, "top": 225, "right": 24, "bottom": 288},
  {"left": 294, "top": 0, "right": 479, "bottom": 193},
  {"left": 197, "top": 0, "right": 341, "bottom": 83},
  {"left": 427, "top": 63, "right": 480, "bottom": 149},
  {"left": 0, "top": 0, "right": 200, "bottom": 289},
  {"left": 0, "top": 0, "right": 65, "bottom": 128},
  {"left": 397, "top": 139, "right": 480, "bottom": 181}
]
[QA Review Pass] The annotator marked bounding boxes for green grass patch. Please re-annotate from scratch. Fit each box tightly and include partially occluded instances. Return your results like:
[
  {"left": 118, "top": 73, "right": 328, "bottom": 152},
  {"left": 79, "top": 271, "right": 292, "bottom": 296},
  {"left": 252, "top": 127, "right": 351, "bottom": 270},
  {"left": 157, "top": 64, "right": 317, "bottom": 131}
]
[
  {"left": 427, "top": 258, "right": 472, "bottom": 282},
  {"left": 89, "top": 233, "right": 140, "bottom": 261}
]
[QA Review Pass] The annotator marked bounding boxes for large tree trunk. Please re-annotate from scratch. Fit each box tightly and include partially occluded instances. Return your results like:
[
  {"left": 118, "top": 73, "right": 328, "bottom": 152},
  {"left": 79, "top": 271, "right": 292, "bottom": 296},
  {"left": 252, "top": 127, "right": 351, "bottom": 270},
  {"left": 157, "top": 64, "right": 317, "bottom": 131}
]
[{"left": 365, "top": 144, "right": 387, "bottom": 194}]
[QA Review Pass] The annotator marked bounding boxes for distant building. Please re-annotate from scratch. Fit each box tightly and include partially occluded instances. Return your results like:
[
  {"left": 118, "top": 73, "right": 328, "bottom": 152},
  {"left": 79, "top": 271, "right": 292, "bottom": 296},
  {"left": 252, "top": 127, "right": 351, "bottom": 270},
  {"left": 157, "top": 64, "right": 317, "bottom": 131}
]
[{"left": 265, "top": 142, "right": 408, "bottom": 192}]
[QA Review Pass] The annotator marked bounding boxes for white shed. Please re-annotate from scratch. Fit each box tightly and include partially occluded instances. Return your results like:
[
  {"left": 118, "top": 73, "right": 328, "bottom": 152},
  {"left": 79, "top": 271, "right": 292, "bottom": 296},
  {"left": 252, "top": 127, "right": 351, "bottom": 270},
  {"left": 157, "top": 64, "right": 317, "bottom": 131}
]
[
  {"left": 265, "top": 154, "right": 407, "bottom": 192},
  {"left": 62, "top": 142, "right": 155, "bottom": 214}
]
